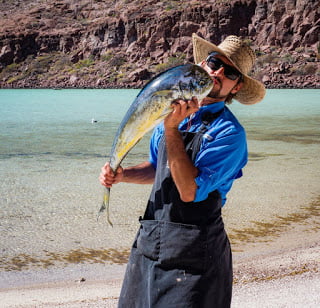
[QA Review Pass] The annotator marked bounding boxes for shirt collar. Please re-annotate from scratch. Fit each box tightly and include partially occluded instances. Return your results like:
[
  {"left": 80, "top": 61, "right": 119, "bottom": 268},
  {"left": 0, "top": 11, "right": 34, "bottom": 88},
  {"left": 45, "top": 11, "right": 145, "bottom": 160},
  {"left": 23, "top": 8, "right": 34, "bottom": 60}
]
[
  {"left": 179, "top": 101, "right": 225, "bottom": 130},
  {"left": 193, "top": 101, "right": 225, "bottom": 122},
  {"left": 198, "top": 101, "right": 225, "bottom": 115}
]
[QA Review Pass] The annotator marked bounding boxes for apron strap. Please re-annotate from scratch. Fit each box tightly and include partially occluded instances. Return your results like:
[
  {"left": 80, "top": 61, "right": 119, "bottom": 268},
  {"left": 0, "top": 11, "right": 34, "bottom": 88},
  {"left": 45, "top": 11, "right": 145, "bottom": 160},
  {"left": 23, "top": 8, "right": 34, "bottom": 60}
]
[{"left": 184, "top": 108, "right": 224, "bottom": 162}]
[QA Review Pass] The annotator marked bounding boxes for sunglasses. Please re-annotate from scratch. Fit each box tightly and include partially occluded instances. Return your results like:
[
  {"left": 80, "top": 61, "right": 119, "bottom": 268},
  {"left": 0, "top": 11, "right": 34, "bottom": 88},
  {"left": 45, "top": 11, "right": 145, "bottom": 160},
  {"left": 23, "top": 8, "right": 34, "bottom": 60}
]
[{"left": 206, "top": 53, "right": 242, "bottom": 81}]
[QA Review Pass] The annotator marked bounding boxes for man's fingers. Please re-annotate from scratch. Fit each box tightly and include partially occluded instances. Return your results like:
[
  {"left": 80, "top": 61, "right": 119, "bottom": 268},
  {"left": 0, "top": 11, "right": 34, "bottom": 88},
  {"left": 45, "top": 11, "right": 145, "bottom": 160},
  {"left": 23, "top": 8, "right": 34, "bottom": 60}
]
[
  {"left": 171, "top": 98, "right": 199, "bottom": 111},
  {"left": 99, "top": 162, "right": 116, "bottom": 187},
  {"left": 99, "top": 174, "right": 112, "bottom": 188}
]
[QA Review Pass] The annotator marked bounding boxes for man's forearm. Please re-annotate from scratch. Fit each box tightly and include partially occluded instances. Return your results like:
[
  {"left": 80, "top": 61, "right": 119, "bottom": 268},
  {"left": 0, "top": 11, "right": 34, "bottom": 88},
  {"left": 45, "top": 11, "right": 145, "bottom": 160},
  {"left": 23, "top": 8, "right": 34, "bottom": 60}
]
[
  {"left": 122, "top": 161, "right": 156, "bottom": 184},
  {"left": 165, "top": 128, "right": 198, "bottom": 202}
]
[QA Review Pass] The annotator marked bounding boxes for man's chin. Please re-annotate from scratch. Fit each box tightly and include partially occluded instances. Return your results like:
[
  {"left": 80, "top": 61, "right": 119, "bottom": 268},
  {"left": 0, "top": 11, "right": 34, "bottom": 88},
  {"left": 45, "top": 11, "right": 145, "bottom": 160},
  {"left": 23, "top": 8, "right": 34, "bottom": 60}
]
[
  {"left": 208, "top": 82, "right": 221, "bottom": 98},
  {"left": 208, "top": 90, "right": 221, "bottom": 99},
  {"left": 200, "top": 97, "right": 220, "bottom": 106}
]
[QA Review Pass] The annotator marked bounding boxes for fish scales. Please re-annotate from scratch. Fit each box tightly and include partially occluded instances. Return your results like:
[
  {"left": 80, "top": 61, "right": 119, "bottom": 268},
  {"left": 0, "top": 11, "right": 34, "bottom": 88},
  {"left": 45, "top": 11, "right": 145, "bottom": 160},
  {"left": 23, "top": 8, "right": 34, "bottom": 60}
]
[
  {"left": 110, "top": 94, "right": 172, "bottom": 169},
  {"left": 99, "top": 63, "right": 214, "bottom": 225}
]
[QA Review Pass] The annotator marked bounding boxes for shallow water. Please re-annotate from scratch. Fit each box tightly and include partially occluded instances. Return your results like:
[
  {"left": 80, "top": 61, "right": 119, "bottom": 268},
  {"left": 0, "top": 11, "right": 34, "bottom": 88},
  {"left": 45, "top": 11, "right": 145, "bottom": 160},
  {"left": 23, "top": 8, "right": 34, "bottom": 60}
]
[{"left": 0, "top": 89, "right": 319, "bottom": 271}]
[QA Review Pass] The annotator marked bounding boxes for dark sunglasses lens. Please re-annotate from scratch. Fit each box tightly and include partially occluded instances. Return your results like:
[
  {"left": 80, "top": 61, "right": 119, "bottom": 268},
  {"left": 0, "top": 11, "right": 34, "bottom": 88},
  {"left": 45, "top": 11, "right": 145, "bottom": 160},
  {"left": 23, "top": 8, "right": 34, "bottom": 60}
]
[
  {"left": 224, "top": 67, "right": 241, "bottom": 80},
  {"left": 206, "top": 57, "right": 222, "bottom": 70},
  {"left": 206, "top": 56, "right": 241, "bottom": 80}
]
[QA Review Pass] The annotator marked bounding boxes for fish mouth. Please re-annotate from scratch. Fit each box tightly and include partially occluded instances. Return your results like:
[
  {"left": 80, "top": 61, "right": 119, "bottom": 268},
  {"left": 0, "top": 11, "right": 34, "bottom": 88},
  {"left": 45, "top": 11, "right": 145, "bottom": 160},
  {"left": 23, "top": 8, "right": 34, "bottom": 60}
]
[
  {"left": 206, "top": 77, "right": 222, "bottom": 99},
  {"left": 211, "top": 77, "right": 222, "bottom": 92},
  {"left": 212, "top": 76, "right": 221, "bottom": 87}
]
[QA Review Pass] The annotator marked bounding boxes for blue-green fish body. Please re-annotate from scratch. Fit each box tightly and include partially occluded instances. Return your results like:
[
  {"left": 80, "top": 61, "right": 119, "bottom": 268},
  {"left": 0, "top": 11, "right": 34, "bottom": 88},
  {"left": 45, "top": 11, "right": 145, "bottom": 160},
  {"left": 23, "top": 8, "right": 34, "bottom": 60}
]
[{"left": 99, "top": 63, "right": 213, "bottom": 224}]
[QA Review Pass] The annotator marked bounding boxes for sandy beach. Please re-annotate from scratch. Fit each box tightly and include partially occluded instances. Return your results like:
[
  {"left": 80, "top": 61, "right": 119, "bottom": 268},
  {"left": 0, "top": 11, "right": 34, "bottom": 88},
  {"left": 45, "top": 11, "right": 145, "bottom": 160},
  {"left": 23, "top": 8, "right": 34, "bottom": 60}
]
[
  {"left": 1, "top": 183, "right": 319, "bottom": 308},
  {"left": 1, "top": 244, "right": 319, "bottom": 307},
  {"left": 1, "top": 153, "right": 320, "bottom": 307},
  {"left": 1, "top": 89, "right": 319, "bottom": 307}
]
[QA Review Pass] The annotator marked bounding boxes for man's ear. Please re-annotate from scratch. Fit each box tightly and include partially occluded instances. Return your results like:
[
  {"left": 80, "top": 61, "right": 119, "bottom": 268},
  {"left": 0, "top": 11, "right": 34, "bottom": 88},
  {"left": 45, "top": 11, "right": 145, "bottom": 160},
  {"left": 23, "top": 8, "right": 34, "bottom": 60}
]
[{"left": 231, "top": 81, "right": 243, "bottom": 94}]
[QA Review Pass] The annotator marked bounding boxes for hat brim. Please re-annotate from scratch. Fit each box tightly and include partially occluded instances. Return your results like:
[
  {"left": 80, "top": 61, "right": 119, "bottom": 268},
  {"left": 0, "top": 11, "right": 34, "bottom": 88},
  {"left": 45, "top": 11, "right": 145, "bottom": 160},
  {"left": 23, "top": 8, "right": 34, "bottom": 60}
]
[{"left": 192, "top": 33, "right": 266, "bottom": 105}]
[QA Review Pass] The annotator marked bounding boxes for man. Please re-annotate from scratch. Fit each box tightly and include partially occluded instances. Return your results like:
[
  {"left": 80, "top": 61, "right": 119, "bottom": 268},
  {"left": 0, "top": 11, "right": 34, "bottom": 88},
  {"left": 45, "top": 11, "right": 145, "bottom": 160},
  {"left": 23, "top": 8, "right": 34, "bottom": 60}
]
[{"left": 100, "top": 33, "right": 265, "bottom": 307}]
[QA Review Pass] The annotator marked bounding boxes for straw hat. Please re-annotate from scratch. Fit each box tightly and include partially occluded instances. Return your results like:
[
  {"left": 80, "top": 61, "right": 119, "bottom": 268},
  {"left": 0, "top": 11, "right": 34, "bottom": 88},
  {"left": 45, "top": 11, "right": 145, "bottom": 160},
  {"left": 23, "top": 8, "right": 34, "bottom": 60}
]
[{"left": 192, "top": 33, "right": 266, "bottom": 105}]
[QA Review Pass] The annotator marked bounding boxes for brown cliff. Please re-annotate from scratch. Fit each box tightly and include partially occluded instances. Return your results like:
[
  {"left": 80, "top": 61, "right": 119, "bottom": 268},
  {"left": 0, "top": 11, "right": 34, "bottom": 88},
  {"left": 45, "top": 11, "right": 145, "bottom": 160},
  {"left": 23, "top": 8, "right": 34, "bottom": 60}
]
[{"left": 0, "top": 0, "right": 319, "bottom": 89}]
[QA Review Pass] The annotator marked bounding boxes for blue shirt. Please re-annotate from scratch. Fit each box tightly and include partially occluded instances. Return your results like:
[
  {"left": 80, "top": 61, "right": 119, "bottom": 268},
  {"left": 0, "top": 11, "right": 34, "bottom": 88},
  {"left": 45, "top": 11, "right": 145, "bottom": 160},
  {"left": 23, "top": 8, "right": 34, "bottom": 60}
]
[{"left": 149, "top": 101, "right": 248, "bottom": 206}]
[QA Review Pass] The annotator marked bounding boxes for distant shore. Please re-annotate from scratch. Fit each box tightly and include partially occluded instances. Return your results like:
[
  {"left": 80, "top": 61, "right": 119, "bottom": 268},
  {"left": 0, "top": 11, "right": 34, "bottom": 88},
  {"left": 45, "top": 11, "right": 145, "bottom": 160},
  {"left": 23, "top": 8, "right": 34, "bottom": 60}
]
[{"left": 1, "top": 83, "right": 320, "bottom": 90}]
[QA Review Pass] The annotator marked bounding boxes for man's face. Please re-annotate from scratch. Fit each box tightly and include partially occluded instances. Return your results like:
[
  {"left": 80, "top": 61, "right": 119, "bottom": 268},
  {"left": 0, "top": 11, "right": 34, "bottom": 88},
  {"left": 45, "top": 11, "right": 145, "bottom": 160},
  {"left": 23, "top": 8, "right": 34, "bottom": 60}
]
[{"left": 200, "top": 53, "right": 243, "bottom": 104}]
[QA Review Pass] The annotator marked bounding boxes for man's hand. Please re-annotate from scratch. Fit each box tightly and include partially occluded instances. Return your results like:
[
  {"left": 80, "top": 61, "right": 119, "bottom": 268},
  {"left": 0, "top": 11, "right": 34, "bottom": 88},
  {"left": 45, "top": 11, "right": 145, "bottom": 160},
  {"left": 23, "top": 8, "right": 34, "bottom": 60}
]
[
  {"left": 99, "top": 162, "right": 123, "bottom": 188},
  {"left": 164, "top": 97, "right": 199, "bottom": 130}
]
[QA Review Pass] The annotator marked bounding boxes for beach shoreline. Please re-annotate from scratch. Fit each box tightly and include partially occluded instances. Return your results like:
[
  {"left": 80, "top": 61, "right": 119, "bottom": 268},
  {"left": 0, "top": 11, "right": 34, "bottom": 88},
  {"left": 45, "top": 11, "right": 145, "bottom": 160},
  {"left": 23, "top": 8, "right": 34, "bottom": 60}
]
[
  {"left": 1, "top": 89, "right": 319, "bottom": 307},
  {"left": 1, "top": 171, "right": 319, "bottom": 307},
  {"left": 1, "top": 243, "right": 319, "bottom": 307}
]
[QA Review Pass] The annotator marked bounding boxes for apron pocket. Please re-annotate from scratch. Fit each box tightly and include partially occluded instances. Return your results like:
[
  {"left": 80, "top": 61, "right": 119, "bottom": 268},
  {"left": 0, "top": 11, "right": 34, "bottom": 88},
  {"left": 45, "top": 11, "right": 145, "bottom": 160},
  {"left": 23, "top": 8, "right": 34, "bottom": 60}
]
[
  {"left": 136, "top": 220, "right": 160, "bottom": 261},
  {"left": 159, "top": 221, "right": 206, "bottom": 273}
]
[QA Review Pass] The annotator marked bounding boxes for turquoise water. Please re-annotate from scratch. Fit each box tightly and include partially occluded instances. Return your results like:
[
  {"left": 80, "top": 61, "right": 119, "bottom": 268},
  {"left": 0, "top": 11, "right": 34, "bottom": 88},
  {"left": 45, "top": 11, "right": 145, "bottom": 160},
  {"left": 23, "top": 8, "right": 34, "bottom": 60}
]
[
  {"left": 1, "top": 89, "right": 319, "bottom": 161},
  {"left": 235, "top": 89, "right": 320, "bottom": 146},
  {"left": 0, "top": 89, "right": 141, "bottom": 160},
  {"left": 0, "top": 89, "right": 319, "bottom": 271}
]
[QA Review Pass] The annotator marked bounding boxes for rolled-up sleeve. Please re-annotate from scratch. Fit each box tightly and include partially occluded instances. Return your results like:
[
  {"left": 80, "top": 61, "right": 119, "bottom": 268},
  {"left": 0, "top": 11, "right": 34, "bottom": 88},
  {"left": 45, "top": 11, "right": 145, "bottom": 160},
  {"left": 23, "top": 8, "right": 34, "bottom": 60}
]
[{"left": 194, "top": 125, "right": 248, "bottom": 203}]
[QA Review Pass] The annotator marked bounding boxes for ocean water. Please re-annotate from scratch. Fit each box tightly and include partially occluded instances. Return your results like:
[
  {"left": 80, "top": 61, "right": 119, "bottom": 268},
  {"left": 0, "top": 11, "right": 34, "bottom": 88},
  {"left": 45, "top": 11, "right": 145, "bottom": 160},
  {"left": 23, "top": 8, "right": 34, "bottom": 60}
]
[
  {"left": 0, "top": 89, "right": 144, "bottom": 161},
  {"left": 1, "top": 88, "right": 319, "bottom": 161},
  {"left": 0, "top": 89, "right": 319, "bottom": 273}
]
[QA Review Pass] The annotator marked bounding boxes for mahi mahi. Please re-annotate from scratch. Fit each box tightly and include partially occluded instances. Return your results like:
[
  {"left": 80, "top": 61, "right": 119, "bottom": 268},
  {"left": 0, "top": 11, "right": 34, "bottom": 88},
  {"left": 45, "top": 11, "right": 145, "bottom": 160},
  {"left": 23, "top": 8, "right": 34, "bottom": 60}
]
[{"left": 99, "top": 63, "right": 213, "bottom": 225}]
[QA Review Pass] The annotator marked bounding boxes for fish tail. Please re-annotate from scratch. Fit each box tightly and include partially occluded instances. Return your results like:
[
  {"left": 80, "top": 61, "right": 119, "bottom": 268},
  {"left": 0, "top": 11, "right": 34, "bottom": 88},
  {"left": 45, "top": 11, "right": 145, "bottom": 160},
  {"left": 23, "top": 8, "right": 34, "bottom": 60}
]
[{"left": 97, "top": 187, "right": 113, "bottom": 227}]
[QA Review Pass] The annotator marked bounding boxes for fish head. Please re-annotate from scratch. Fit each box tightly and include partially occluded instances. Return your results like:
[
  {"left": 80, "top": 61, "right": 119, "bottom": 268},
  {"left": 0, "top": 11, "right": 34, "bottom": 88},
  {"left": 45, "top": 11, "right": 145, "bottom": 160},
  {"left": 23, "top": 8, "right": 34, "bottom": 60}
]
[{"left": 178, "top": 64, "right": 214, "bottom": 100}]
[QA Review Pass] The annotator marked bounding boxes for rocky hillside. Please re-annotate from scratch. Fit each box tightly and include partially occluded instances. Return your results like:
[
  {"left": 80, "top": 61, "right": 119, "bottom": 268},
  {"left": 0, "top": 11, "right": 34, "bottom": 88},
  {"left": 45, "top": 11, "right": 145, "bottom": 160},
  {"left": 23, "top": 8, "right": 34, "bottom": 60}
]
[{"left": 0, "top": 0, "right": 319, "bottom": 89}]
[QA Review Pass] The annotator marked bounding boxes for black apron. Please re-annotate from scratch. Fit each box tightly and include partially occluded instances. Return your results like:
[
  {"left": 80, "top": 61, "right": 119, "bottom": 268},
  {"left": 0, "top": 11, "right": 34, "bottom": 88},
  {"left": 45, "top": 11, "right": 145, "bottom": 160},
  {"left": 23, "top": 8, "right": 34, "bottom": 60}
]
[{"left": 118, "top": 110, "right": 232, "bottom": 308}]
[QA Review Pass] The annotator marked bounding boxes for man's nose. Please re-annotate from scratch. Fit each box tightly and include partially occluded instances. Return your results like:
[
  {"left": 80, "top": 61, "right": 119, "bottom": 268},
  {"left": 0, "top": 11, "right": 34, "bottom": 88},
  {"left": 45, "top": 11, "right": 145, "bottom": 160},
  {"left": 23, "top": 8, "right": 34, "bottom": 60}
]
[{"left": 211, "top": 66, "right": 225, "bottom": 77}]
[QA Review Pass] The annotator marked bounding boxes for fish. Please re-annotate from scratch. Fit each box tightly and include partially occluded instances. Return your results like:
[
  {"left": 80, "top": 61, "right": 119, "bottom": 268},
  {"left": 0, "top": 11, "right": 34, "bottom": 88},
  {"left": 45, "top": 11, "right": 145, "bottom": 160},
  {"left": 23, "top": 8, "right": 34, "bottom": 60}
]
[{"left": 99, "top": 63, "right": 214, "bottom": 225}]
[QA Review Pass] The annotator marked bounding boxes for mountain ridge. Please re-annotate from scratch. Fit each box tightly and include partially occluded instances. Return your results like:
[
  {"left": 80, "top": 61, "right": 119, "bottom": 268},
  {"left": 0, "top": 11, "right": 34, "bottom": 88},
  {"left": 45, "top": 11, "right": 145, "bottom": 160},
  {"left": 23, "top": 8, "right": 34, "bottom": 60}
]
[{"left": 0, "top": 0, "right": 319, "bottom": 89}]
